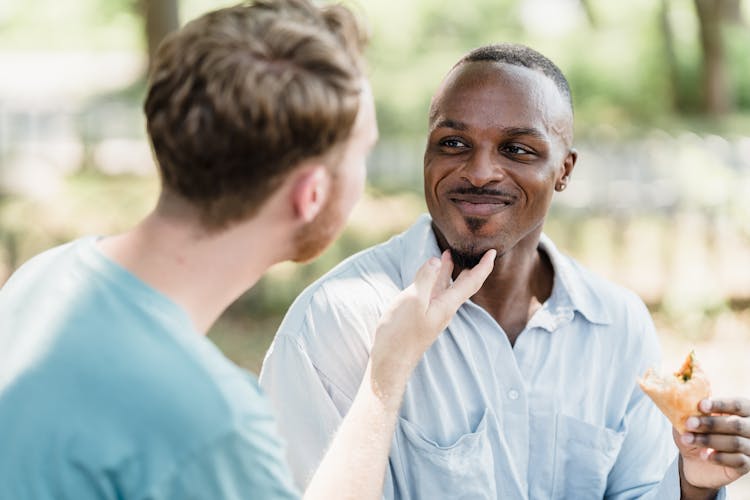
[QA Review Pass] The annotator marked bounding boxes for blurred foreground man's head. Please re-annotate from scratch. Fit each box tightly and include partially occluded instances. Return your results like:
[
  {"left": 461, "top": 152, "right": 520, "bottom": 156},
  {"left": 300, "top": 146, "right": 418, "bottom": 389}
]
[
  {"left": 424, "top": 43, "right": 577, "bottom": 268},
  {"left": 144, "top": 0, "right": 377, "bottom": 260}
]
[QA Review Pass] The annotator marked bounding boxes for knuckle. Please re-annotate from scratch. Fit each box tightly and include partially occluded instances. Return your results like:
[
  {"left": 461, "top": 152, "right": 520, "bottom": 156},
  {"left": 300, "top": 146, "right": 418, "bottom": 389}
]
[
  {"left": 742, "top": 437, "right": 750, "bottom": 455},
  {"left": 728, "top": 415, "right": 744, "bottom": 434},
  {"left": 728, "top": 435, "right": 743, "bottom": 452},
  {"left": 695, "top": 433, "right": 710, "bottom": 446},
  {"left": 703, "top": 417, "right": 716, "bottom": 431}
]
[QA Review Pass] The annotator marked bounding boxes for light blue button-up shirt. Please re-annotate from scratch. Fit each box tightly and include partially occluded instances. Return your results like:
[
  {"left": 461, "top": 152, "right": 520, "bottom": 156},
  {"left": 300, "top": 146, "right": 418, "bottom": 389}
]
[{"left": 260, "top": 214, "right": 725, "bottom": 499}]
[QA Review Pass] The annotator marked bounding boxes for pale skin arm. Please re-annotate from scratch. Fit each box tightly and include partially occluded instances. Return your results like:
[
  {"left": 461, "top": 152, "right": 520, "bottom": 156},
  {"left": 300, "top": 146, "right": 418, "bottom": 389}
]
[{"left": 302, "top": 249, "right": 496, "bottom": 500}]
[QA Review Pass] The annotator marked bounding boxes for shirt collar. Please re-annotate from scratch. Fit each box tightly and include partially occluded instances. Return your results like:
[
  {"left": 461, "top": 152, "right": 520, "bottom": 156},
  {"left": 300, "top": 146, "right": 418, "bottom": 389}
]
[{"left": 398, "top": 214, "right": 612, "bottom": 328}]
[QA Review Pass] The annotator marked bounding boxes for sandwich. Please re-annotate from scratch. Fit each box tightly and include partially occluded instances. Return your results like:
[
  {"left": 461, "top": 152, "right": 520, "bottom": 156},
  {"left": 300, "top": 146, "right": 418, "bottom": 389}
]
[{"left": 638, "top": 351, "right": 711, "bottom": 433}]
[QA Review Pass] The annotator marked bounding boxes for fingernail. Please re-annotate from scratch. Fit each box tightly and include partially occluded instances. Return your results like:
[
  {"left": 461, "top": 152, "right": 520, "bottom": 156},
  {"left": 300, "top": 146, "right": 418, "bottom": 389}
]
[
  {"left": 681, "top": 433, "right": 695, "bottom": 445},
  {"left": 699, "top": 399, "right": 712, "bottom": 413},
  {"left": 686, "top": 417, "right": 700, "bottom": 430},
  {"left": 700, "top": 448, "right": 711, "bottom": 460},
  {"left": 428, "top": 258, "right": 441, "bottom": 268}
]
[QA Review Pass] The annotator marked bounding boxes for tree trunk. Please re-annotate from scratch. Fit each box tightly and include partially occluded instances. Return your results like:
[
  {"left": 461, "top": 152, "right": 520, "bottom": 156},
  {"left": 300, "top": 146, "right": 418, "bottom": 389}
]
[
  {"left": 723, "top": 0, "right": 744, "bottom": 24},
  {"left": 660, "top": 0, "right": 686, "bottom": 112},
  {"left": 141, "top": 0, "right": 180, "bottom": 74},
  {"left": 578, "top": 0, "right": 598, "bottom": 28},
  {"left": 694, "top": 0, "right": 734, "bottom": 115}
]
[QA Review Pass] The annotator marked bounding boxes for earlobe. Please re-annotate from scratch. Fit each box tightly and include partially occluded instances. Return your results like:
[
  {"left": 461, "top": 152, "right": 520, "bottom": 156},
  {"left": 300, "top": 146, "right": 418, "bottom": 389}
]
[
  {"left": 555, "top": 148, "right": 578, "bottom": 192},
  {"left": 292, "top": 166, "right": 330, "bottom": 222}
]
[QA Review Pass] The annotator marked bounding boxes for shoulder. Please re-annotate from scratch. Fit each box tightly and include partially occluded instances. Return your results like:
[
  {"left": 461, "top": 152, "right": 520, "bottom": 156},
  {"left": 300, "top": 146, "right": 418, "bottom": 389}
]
[
  {"left": 547, "top": 234, "right": 651, "bottom": 326},
  {"left": 277, "top": 230, "right": 406, "bottom": 346},
  {"left": 0, "top": 239, "right": 83, "bottom": 293},
  {"left": 551, "top": 244, "right": 659, "bottom": 358},
  {"left": 264, "top": 226, "right": 416, "bottom": 399}
]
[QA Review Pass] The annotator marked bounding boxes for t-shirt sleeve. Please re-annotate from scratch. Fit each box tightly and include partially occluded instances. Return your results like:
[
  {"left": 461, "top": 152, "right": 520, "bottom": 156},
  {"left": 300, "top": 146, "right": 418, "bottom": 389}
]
[{"left": 152, "top": 419, "right": 301, "bottom": 500}]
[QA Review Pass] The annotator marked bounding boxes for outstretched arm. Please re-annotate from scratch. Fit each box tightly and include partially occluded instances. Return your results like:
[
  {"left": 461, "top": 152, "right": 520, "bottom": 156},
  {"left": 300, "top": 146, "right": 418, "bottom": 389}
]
[{"left": 303, "top": 249, "right": 496, "bottom": 500}]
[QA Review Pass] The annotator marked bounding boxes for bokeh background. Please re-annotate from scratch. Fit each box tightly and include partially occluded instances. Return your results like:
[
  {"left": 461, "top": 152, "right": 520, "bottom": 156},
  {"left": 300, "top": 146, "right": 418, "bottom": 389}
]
[{"left": 1, "top": 0, "right": 749, "bottom": 495}]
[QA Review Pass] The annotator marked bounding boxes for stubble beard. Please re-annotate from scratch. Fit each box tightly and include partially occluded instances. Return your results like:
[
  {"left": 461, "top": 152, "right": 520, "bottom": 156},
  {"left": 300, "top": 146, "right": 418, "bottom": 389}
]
[
  {"left": 291, "top": 182, "right": 342, "bottom": 263},
  {"left": 444, "top": 216, "right": 492, "bottom": 269}
]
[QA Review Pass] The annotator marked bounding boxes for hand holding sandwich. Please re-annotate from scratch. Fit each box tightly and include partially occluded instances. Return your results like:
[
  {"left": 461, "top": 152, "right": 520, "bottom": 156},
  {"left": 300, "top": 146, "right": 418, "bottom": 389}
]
[
  {"left": 640, "top": 352, "right": 750, "bottom": 497},
  {"left": 677, "top": 396, "right": 750, "bottom": 495}
]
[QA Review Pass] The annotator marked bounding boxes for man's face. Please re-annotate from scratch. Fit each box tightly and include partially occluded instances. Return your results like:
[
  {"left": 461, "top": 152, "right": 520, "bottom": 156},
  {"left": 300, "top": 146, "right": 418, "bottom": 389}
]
[
  {"left": 292, "top": 82, "right": 378, "bottom": 262},
  {"left": 424, "top": 61, "right": 575, "bottom": 265}
]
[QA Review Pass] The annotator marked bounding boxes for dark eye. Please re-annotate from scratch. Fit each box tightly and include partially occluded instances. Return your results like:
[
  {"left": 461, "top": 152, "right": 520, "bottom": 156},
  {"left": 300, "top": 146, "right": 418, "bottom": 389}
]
[
  {"left": 440, "top": 138, "right": 468, "bottom": 149},
  {"left": 501, "top": 144, "right": 534, "bottom": 157}
]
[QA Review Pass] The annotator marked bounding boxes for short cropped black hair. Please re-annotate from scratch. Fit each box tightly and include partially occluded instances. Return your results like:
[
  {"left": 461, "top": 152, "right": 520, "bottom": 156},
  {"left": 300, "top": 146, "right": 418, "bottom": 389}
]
[{"left": 459, "top": 43, "right": 572, "bottom": 111}]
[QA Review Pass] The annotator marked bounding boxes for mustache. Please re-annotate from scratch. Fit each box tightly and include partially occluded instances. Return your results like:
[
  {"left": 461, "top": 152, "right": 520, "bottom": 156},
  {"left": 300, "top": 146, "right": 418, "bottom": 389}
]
[{"left": 448, "top": 186, "right": 516, "bottom": 198}]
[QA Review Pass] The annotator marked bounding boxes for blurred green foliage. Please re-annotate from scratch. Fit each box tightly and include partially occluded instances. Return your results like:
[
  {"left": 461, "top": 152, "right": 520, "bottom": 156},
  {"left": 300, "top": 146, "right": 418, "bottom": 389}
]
[{"left": 2, "top": 0, "right": 749, "bottom": 137}]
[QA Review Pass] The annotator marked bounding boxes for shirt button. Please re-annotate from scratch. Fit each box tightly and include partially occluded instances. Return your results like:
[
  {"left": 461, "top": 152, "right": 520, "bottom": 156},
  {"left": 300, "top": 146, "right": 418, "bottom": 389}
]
[{"left": 508, "top": 389, "right": 520, "bottom": 400}]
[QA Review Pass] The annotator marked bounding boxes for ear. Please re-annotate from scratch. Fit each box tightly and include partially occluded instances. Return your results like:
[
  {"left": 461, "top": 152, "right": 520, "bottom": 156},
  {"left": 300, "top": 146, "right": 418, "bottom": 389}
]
[
  {"left": 555, "top": 148, "right": 578, "bottom": 192},
  {"left": 290, "top": 165, "right": 331, "bottom": 223}
]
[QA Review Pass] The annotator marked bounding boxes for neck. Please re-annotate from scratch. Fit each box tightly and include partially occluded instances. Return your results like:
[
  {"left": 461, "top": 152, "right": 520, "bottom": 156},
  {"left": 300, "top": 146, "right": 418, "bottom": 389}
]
[
  {"left": 469, "top": 230, "right": 554, "bottom": 344},
  {"left": 97, "top": 211, "right": 293, "bottom": 334}
]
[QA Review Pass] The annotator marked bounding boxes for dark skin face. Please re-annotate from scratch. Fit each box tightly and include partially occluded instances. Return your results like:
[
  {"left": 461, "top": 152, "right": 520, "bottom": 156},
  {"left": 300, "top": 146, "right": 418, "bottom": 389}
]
[
  {"left": 424, "top": 61, "right": 577, "bottom": 339},
  {"left": 425, "top": 61, "right": 576, "bottom": 266}
]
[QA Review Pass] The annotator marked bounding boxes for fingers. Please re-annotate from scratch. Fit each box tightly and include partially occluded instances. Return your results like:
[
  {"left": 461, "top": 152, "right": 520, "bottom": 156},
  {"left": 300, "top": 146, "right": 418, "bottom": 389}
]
[
  {"left": 687, "top": 414, "right": 750, "bottom": 437},
  {"left": 411, "top": 255, "right": 442, "bottom": 303},
  {"left": 706, "top": 451, "right": 750, "bottom": 473},
  {"left": 430, "top": 250, "right": 454, "bottom": 300},
  {"left": 433, "top": 249, "right": 496, "bottom": 312},
  {"left": 684, "top": 432, "right": 750, "bottom": 456},
  {"left": 701, "top": 398, "right": 750, "bottom": 417}
]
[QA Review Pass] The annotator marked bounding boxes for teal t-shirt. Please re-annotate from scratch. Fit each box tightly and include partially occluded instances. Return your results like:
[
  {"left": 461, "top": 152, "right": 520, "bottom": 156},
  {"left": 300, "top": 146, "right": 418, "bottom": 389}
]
[{"left": 0, "top": 237, "right": 300, "bottom": 499}]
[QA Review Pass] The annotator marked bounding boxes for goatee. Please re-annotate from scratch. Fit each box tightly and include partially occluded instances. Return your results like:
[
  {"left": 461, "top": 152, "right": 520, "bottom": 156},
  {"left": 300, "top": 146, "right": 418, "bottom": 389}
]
[{"left": 449, "top": 247, "right": 485, "bottom": 269}]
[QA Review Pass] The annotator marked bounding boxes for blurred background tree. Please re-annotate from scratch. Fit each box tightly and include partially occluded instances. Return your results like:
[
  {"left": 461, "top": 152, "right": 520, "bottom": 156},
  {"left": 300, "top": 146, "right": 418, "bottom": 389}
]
[{"left": 139, "top": 0, "right": 180, "bottom": 71}]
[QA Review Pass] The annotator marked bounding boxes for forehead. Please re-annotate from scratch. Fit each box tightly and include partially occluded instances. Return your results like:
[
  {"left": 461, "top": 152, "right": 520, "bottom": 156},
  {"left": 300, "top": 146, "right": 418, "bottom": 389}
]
[{"left": 430, "top": 61, "right": 570, "bottom": 136}]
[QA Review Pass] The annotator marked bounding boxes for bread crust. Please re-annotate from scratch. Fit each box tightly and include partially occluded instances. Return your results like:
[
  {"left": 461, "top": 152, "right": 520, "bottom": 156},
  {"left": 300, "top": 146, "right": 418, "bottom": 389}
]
[{"left": 638, "top": 353, "right": 711, "bottom": 433}]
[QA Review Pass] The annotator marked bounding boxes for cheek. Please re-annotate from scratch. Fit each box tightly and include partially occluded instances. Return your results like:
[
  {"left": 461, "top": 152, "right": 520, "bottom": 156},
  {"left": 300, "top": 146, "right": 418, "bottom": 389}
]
[
  {"left": 344, "top": 162, "right": 366, "bottom": 210},
  {"left": 424, "top": 160, "right": 452, "bottom": 200}
]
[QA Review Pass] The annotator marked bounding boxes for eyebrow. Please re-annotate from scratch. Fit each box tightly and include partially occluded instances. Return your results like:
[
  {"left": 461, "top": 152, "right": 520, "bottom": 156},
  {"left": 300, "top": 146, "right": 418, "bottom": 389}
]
[
  {"left": 503, "top": 127, "right": 548, "bottom": 141},
  {"left": 432, "top": 119, "right": 468, "bottom": 131},
  {"left": 432, "top": 120, "right": 548, "bottom": 142}
]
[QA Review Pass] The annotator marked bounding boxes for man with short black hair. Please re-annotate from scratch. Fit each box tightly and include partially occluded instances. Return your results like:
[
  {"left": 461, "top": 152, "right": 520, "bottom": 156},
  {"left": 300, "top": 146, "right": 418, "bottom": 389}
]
[
  {"left": 0, "top": 2, "right": 496, "bottom": 499},
  {"left": 261, "top": 43, "right": 750, "bottom": 499}
]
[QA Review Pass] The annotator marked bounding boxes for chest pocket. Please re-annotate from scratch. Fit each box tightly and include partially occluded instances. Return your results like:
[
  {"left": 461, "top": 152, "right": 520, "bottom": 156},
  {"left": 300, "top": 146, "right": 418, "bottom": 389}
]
[
  {"left": 392, "top": 408, "right": 496, "bottom": 500},
  {"left": 552, "top": 414, "right": 625, "bottom": 499}
]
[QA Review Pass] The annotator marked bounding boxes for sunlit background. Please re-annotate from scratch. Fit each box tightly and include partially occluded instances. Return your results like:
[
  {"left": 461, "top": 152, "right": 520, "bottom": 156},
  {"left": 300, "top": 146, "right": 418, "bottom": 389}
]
[{"left": 1, "top": 0, "right": 749, "bottom": 494}]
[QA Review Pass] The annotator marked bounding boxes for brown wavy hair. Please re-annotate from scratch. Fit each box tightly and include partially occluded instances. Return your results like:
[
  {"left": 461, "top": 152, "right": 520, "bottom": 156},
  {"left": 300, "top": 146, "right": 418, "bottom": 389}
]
[{"left": 144, "top": 0, "right": 368, "bottom": 229}]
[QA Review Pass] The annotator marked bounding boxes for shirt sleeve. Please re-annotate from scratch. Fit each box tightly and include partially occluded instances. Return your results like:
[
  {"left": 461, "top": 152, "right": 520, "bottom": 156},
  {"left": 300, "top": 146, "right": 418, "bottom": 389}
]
[
  {"left": 152, "top": 425, "right": 301, "bottom": 500},
  {"left": 603, "top": 299, "right": 726, "bottom": 500},
  {"left": 259, "top": 334, "right": 349, "bottom": 491}
]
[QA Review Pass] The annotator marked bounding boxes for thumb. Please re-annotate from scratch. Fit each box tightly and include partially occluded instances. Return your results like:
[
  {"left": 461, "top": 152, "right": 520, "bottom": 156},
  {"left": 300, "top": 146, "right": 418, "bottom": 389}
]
[{"left": 431, "top": 248, "right": 496, "bottom": 318}]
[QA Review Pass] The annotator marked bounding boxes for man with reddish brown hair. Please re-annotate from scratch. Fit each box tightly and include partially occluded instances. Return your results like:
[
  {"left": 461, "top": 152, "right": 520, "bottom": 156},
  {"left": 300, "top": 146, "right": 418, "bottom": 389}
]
[{"left": 0, "top": 2, "right": 495, "bottom": 499}]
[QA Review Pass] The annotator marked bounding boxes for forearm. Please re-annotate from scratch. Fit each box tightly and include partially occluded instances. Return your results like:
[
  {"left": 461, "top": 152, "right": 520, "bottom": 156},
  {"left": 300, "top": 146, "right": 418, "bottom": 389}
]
[{"left": 303, "top": 363, "right": 405, "bottom": 500}]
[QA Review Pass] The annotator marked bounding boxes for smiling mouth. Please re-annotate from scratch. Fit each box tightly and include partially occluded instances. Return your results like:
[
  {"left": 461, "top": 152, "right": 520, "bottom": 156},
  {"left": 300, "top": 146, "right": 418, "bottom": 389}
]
[{"left": 448, "top": 193, "right": 514, "bottom": 216}]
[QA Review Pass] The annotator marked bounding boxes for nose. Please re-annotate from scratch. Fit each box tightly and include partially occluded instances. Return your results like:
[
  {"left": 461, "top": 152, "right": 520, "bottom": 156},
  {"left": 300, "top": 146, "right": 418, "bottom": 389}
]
[{"left": 461, "top": 146, "right": 504, "bottom": 187}]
